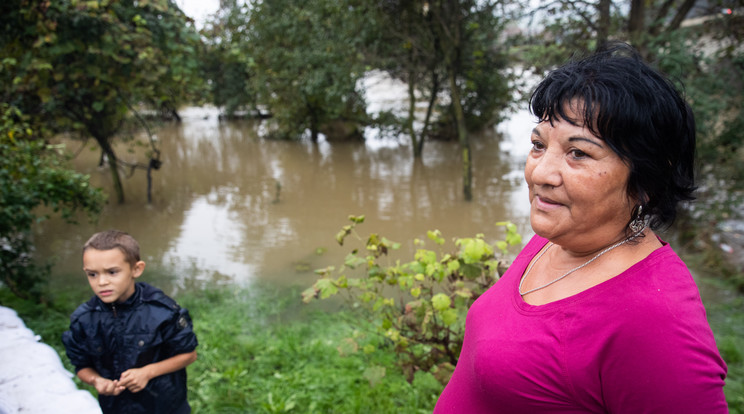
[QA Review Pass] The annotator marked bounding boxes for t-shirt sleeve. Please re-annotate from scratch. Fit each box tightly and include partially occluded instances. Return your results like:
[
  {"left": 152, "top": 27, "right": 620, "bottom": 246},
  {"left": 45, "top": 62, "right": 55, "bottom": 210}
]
[{"left": 598, "top": 288, "right": 727, "bottom": 413}]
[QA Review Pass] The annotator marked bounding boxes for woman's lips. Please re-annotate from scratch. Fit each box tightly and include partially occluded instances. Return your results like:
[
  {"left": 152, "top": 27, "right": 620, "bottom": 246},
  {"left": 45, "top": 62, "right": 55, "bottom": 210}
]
[{"left": 534, "top": 195, "right": 564, "bottom": 211}]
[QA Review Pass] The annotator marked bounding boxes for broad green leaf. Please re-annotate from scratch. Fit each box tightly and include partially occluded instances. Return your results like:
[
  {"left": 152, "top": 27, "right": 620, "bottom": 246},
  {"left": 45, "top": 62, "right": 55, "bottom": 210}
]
[
  {"left": 300, "top": 287, "right": 318, "bottom": 303},
  {"left": 440, "top": 308, "right": 458, "bottom": 326},
  {"left": 315, "top": 278, "right": 337, "bottom": 299},
  {"left": 431, "top": 293, "right": 451, "bottom": 311},
  {"left": 427, "top": 229, "right": 445, "bottom": 245},
  {"left": 459, "top": 237, "right": 493, "bottom": 264},
  {"left": 447, "top": 259, "right": 461, "bottom": 273}
]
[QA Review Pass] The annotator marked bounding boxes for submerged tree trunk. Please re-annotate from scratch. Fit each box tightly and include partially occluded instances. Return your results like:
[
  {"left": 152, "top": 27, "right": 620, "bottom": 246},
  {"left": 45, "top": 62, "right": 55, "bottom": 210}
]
[
  {"left": 96, "top": 136, "right": 125, "bottom": 204},
  {"left": 419, "top": 71, "right": 439, "bottom": 157},
  {"left": 408, "top": 64, "right": 422, "bottom": 158},
  {"left": 449, "top": 71, "right": 472, "bottom": 202}
]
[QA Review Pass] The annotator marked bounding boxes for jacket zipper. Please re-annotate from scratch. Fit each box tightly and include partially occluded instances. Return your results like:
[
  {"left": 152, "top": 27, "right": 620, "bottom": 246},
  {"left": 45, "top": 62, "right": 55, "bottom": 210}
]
[{"left": 112, "top": 303, "right": 117, "bottom": 318}]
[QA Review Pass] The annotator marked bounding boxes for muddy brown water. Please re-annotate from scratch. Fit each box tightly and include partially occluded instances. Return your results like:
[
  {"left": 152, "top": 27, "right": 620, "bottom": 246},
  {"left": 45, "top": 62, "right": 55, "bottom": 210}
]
[
  {"left": 33, "top": 106, "right": 537, "bottom": 297},
  {"left": 33, "top": 105, "right": 727, "bottom": 307}
]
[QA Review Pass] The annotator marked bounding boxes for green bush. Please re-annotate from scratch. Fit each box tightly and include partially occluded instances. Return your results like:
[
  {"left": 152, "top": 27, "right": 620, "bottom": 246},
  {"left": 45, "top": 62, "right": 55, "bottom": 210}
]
[
  {"left": 0, "top": 105, "right": 104, "bottom": 301},
  {"left": 303, "top": 215, "right": 521, "bottom": 384}
]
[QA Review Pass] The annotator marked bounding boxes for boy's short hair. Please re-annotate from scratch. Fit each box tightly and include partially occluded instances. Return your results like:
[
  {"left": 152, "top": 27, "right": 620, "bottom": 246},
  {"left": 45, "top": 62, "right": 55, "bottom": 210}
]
[{"left": 83, "top": 230, "right": 141, "bottom": 267}]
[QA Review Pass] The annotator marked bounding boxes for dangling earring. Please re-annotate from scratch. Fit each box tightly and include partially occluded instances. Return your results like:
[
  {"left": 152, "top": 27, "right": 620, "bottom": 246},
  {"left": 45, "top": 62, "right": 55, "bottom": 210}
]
[{"left": 629, "top": 205, "right": 645, "bottom": 234}]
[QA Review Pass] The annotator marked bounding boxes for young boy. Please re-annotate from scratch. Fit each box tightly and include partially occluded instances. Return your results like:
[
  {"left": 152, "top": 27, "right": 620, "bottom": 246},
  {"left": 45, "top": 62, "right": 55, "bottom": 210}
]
[{"left": 62, "top": 230, "right": 198, "bottom": 414}]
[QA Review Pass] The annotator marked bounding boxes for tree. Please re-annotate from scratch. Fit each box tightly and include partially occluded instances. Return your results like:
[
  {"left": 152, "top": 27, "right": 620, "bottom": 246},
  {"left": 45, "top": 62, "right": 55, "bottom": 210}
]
[
  {"left": 428, "top": 0, "right": 512, "bottom": 201},
  {"left": 201, "top": 0, "right": 259, "bottom": 118},
  {"left": 0, "top": 0, "right": 204, "bottom": 203},
  {"left": 366, "top": 1, "right": 512, "bottom": 168},
  {"left": 246, "top": 0, "right": 369, "bottom": 140},
  {"left": 0, "top": 105, "right": 105, "bottom": 301},
  {"left": 366, "top": 1, "right": 443, "bottom": 158},
  {"left": 515, "top": 0, "right": 714, "bottom": 66}
]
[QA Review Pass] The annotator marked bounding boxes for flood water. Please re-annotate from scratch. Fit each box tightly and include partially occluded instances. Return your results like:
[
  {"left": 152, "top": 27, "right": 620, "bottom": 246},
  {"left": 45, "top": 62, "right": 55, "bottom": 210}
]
[
  {"left": 33, "top": 102, "right": 539, "bottom": 297},
  {"left": 30, "top": 83, "right": 728, "bottom": 307}
]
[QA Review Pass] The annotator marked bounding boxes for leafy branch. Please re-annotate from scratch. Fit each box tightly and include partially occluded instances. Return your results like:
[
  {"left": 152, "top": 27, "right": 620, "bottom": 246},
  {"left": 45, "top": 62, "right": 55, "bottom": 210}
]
[{"left": 303, "top": 215, "right": 522, "bottom": 384}]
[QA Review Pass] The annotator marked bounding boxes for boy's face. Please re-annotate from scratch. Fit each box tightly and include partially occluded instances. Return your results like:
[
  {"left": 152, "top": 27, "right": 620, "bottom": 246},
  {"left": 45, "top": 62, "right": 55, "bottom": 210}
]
[{"left": 83, "top": 248, "right": 145, "bottom": 304}]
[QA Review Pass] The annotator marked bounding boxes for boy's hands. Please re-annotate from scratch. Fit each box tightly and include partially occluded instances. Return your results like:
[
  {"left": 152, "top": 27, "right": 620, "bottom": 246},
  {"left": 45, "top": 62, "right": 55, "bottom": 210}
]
[
  {"left": 118, "top": 367, "right": 152, "bottom": 393},
  {"left": 92, "top": 377, "right": 126, "bottom": 396}
]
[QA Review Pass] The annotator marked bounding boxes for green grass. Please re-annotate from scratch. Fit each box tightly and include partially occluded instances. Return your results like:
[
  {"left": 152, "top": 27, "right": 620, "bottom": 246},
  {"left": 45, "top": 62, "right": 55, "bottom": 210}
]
[
  {"left": 2, "top": 277, "right": 742, "bottom": 413},
  {"left": 180, "top": 285, "right": 441, "bottom": 413},
  {"left": 705, "top": 292, "right": 744, "bottom": 413},
  {"left": 0, "top": 284, "right": 442, "bottom": 413}
]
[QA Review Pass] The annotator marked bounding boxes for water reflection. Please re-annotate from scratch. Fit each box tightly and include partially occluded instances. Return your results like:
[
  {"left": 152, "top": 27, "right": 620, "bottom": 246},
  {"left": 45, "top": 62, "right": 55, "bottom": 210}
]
[{"left": 34, "top": 105, "right": 534, "bottom": 296}]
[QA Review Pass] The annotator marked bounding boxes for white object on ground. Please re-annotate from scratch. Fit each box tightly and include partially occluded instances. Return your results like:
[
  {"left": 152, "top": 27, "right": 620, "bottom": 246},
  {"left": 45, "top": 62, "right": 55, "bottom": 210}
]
[{"left": 0, "top": 306, "right": 101, "bottom": 414}]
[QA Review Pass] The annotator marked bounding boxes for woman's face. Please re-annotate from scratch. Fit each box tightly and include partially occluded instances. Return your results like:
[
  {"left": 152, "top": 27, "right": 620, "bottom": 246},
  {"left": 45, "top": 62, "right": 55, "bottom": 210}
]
[{"left": 524, "top": 106, "right": 634, "bottom": 253}]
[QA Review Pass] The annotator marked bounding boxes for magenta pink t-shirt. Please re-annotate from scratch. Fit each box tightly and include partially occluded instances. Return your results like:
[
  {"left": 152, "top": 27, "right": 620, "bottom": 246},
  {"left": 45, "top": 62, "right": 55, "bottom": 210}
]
[{"left": 434, "top": 235, "right": 727, "bottom": 413}]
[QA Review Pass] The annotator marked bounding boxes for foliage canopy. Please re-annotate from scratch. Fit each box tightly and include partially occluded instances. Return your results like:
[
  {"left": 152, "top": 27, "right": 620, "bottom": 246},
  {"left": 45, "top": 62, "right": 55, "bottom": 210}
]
[{"left": 0, "top": 105, "right": 105, "bottom": 300}]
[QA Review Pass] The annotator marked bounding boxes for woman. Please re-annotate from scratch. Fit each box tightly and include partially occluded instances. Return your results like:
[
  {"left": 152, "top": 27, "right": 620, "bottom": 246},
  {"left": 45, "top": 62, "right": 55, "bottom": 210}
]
[{"left": 434, "top": 43, "right": 728, "bottom": 413}]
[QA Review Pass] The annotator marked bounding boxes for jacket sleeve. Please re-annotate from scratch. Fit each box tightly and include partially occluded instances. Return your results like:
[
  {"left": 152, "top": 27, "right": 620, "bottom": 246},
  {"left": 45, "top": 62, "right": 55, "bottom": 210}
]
[
  {"left": 160, "top": 306, "right": 198, "bottom": 357},
  {"left": 61, "top": 316, "right": 93, "bottom": 373}
]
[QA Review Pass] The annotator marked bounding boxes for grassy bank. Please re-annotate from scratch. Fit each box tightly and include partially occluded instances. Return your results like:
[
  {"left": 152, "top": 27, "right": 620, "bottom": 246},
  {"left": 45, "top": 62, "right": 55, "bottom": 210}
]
[
  {"left": 0, "top": 284, "right": 442, "bottom": 413},
  {"left": 179, "top": 285, "right": 441, "bottom": 413},
  {"left": 1, "top": 276, "right": 742, "bottom": 412}
]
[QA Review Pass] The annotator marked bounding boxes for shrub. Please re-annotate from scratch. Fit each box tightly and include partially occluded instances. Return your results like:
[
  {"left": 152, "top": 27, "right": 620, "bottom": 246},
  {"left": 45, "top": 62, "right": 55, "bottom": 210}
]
[{"left": 303, "top": 215, "right": 521, "bottom": 384}]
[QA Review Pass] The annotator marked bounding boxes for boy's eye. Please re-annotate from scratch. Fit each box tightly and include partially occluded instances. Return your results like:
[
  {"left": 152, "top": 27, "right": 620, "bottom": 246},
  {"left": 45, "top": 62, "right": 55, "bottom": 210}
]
[{"left": 86, "top": 272, "right": 96, "bottom": 278}]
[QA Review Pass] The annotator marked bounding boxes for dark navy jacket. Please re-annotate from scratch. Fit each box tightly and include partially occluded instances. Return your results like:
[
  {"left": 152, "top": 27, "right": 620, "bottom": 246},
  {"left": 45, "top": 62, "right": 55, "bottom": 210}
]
[{"left": 62, "top": 282, "right": 198, "bottom": 414}]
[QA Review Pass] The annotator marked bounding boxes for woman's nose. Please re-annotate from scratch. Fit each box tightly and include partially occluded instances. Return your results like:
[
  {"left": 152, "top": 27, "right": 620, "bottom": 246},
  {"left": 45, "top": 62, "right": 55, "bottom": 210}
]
[{"left": 529, "top": 151, "right": 562, "bottom": 188}]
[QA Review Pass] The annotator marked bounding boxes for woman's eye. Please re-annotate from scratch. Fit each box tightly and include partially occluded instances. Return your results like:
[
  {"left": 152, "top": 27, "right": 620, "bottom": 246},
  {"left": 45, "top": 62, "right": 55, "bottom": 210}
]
[
  {"left": 531, "top": 141, "right": 545, "bottom": 151},
  {"left": 570, "top": 149, "right": 588, "bottom": 159}
]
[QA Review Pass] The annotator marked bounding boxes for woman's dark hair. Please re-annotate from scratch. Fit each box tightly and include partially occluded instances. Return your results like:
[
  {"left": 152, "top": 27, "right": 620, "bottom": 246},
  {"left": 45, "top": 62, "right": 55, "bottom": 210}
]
[{"left": 529, "top": 42, "right": 696, "bottom": 233}]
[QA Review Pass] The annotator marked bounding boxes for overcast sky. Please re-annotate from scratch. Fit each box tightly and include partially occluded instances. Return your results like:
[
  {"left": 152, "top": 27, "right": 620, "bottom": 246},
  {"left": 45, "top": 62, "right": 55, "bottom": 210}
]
[{"left": 176, "top": 0, "right": 220, "bottom": 27}]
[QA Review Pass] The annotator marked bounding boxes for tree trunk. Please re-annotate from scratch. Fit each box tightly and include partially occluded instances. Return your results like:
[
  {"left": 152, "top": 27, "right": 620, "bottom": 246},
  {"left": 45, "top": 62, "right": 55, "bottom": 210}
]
[
  {"left": 667, "top": 0, "right": 696, "bottom": 31},
  {"left": 97, "top": 137, "right": 125, "bottom": 204},
  {"left": 449, "top": 71, "right": 472, "bottom": 201},
  {"left": 310, "top": 111, "right": 319, "bottom": 142},
  {"left": 628, "top": 0, "right": 646, "bottom": 53},
  {"left": 419, "top": 71, "right": 439, "bottom": 157},
  {"left": 408, "top": 63, "right": 422, "bottom": 158},
  {"left": 597, "top": 0, "right": 611, "bottom": 45}
]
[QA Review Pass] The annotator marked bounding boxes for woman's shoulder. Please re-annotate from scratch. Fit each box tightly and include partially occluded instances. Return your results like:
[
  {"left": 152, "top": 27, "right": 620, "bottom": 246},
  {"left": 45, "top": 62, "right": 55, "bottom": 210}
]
[
  {"left": 622, "top": 242, "right": 700, "bottom": 299},
  {"left": 581, "top": 243, "right": 711, "bottom": 332}
]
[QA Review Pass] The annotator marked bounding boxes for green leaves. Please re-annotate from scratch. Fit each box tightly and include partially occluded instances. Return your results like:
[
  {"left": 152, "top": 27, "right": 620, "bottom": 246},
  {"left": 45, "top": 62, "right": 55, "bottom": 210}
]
[
  {"left": 305, "top": 215, "right": 523, "bottom": 384},
  {"left": 431, "top": 293, "right": 451, "bottom": 311},
  {"left": 243, "top": 0, "right": 368, "bottom": 139},
  {"left": 457, "top": 236, "right": 494, "bottom": 264},
  {"left": 0, "top": 105, "right": 105, "bottom": 300},
  {"left": 2, "top": 0, "right": 206, "bottom": 203}
]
